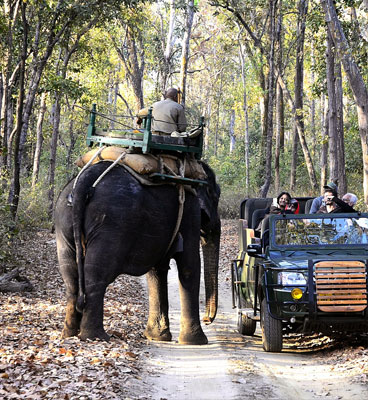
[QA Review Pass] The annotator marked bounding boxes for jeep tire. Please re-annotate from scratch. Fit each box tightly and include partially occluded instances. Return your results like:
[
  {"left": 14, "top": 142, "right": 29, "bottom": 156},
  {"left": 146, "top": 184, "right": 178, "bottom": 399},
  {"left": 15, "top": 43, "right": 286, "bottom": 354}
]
[
  {"left": 261, "top": 298, "right": 283, "bottom": 352},
  {"left": 237, "top": 311, "right": 257, "bottom": 336}
]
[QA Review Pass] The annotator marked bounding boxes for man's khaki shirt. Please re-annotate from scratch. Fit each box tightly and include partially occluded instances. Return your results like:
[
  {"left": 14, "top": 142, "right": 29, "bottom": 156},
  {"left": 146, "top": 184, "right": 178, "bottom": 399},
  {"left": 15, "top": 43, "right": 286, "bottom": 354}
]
[{"left": 152, "top": 98, "right": 187, "bottom": 134}]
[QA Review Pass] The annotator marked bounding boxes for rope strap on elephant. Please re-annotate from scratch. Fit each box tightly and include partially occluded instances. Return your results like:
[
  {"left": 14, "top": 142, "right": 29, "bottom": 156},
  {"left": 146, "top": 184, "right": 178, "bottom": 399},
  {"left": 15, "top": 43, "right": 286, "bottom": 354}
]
[
  {"left": 164, "top": 156, "right": 186, "bottom": 256},
  {"left": 73, "top": 149, "right": 188, "bottom": 257},
  {"left": 92, "top": 152, "right": 127, "bottom": 187},
  {"left": 73, "top": 148, "right": 191, "bottom": 257},
  {"left": 73, "top": 146, "right": 107, "bottom": 190}
]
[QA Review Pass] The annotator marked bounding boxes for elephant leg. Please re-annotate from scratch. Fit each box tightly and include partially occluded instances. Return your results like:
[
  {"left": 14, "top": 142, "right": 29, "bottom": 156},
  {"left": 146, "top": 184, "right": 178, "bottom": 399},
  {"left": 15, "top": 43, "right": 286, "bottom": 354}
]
[
  {"left": 79, "top": 270, "right": 109, "bottom": 341},
  {"left": 175, "top": 252, "right": 208, "bottom": 345},
  {"left": 62, "top": 292, "right": 82, "bottom": 338},
  {"left": 144, "top": 268, "right": 172, "bottom": 342},
  {"left": 57, "top": 248, "right": 82, "bottom": 338}
]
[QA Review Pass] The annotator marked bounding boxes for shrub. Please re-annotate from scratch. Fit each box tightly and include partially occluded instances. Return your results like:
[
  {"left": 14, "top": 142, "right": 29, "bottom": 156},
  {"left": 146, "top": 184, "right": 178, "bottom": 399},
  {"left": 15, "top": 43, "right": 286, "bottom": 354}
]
[{"left": 218, "top": 186, "right": 246, "bottom": 219}]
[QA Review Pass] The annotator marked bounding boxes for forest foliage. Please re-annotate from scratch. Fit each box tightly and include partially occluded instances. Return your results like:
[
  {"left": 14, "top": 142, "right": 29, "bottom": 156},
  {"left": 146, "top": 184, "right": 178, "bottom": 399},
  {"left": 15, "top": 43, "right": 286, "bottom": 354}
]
[{"left": 0, "top": 0, "right": 368, "bottom": 234}]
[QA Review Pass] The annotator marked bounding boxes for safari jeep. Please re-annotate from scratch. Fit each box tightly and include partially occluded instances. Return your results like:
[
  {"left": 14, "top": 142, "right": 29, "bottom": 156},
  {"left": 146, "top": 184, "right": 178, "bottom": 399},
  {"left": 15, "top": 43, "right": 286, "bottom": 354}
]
[{"left": 232, "top": 198, "right": 368, "bottom": 352}]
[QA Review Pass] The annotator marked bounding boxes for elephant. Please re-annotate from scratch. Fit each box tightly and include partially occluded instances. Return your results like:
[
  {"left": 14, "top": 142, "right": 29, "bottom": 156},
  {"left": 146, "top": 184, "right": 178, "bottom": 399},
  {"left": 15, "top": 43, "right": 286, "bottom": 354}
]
[{"left": 54, "top": 160, "right": 221, "bottom": 345}]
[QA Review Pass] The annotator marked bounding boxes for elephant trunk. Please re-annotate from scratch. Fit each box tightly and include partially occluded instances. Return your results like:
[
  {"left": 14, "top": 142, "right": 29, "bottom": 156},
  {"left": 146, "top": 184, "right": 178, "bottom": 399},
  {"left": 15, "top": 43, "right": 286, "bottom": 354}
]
[{"left": 202, "top": 225, "right": 220, "bottom": 324}]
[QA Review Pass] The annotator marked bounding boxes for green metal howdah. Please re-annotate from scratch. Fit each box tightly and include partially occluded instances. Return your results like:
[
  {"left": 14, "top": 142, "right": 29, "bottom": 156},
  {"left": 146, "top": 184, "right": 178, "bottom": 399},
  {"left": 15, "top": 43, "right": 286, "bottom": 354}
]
[
  {"left": 85, "top": 104, "right": 207, "bottom": 187},
  {"left": 86, "top": 104, "right": 204, "bottom": 159}
]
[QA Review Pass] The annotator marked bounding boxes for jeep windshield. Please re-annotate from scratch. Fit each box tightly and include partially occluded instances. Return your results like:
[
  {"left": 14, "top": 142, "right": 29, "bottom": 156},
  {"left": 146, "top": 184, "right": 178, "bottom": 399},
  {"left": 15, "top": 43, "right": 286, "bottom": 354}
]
[{"left": 270, "top": 214, "right": 368, "bottom": 249}]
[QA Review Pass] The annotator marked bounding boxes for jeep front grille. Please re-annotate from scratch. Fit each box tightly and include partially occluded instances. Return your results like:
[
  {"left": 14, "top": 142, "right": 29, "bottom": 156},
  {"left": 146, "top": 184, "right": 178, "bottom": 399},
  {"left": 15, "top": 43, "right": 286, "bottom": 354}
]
[{"left": 315, "top": 261, "right": 367, "bottom": 312}]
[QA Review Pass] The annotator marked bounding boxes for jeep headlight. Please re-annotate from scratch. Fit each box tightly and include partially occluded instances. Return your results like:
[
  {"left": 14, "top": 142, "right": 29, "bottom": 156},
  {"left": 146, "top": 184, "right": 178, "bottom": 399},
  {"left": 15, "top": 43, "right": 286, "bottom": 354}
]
[{"left": 278, "top": 272, "right": 307, "bottom": 285}]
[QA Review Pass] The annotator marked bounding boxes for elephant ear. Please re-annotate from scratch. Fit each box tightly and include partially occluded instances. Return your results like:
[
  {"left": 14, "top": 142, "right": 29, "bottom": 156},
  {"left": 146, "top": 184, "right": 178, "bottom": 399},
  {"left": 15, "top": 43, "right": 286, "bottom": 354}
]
[{"left": 197, "top": 162, "right": 221, "bottom": 233}]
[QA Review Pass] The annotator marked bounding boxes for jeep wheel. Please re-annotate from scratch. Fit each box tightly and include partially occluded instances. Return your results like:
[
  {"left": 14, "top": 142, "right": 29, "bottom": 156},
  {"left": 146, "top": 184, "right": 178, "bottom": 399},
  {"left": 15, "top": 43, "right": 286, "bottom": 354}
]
[
  {"left": 237, "top": 311, "right": 257, "bottom": 336},
  {"left": 261, "top": 298, "right": 283, "bottom": 352}
]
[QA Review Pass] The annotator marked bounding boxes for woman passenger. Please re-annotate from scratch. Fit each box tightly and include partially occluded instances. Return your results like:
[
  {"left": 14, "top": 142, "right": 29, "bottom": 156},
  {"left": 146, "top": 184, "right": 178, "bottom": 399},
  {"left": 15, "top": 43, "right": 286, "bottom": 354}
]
[{"left": 269, "top": 192, "right": 292, "bottom": 214}]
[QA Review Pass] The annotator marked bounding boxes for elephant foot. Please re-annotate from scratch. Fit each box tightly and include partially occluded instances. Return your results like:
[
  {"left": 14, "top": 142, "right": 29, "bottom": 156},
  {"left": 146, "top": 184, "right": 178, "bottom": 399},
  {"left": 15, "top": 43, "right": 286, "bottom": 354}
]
[
  {"left": 80, "top": 329, "right": 110, "bottom": 342},
  {"left": 178, "top": 327, "right": 208, "bottom": 345},
  {"left": 144, "top": 326, "right": 172, "bottom": 342},
  {"left": 61, "top": 326, "right": 79, "bottom": 338}
]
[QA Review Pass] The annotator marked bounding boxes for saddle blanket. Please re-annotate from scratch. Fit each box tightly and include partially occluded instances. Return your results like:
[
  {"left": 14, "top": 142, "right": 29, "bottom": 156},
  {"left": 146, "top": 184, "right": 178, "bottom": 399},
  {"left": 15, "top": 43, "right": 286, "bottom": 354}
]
[{"left": 76, "top": 146, "right": 207, "bottom": 180}]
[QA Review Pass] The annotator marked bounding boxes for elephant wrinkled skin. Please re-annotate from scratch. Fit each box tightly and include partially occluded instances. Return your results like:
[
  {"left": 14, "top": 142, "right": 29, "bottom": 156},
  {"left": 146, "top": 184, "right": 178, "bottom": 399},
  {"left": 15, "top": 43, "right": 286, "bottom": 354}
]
[{"left": 54, "top": 161, "right": 220, "bottom": 345}]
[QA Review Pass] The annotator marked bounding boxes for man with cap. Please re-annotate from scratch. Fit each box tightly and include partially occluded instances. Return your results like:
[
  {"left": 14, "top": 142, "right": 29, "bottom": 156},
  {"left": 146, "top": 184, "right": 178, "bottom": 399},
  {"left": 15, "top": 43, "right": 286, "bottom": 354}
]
[
  {"left": 310, "top": 182, "right": 338, "bottom": 214},
  {"left": 317, "top": 185, "right": 356, "bottom": 213}
]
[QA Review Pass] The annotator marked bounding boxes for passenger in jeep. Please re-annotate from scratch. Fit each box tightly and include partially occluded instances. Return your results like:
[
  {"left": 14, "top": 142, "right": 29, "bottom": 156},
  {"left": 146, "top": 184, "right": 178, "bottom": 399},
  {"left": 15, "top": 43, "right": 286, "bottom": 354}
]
[
  {"left": 317, "top": 189, "right": 356, "bottom": 213},
  {"left": 269, "top": 192, "right": 293, "bottom": 214},
  {"left": 289, "top": 198, "right": 299, "bottom": 214},
  {"left": 342, "top": 193, "right": 358, "bottom": 208},
  {"left": 255, "top": 192, "right": 294, "bottom": 233}
]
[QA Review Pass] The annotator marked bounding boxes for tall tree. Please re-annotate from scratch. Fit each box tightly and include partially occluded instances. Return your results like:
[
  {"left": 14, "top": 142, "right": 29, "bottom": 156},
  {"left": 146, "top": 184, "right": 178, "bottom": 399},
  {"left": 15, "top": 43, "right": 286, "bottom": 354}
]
[
  {"left": 9, "top": 0, "right": 27, "bottom": 218},
  {"left": 320, "top": 93, "right": 329, "bottom": 193},
  {"left": 0, "top": 0, "right": 20, "bottom": 173},
  {"left": 274, "top": 0, "right": 284, "bottom": 193},
  {"left": 179, "top": 0, "right": 195, "bottom": 107},
  {"left": 211, "top": 0, "right": 318, "bottom": 192},
  {"left": 321, "top": 0, "right": 368, "bottom": 203},
  {"left": 157, "top": 0, "right": 177, "bottom": 92},
  {"left": 32, "top": 92, "right": 47, "bottom": 188},
  {"left": 259, "top": 0, "right": 278, "bottom": 197},
  {"left": 290, "top": 0, "right": 308, "bottom": 192},
  {"left": 239, "top": 41, "right": 250, "bottom": 194},
  {"left": 111, "top": 23, "right": 145, "bottom": 112},
  {"left": 326, "top": 30, "right": 339, "bottom": 185}
]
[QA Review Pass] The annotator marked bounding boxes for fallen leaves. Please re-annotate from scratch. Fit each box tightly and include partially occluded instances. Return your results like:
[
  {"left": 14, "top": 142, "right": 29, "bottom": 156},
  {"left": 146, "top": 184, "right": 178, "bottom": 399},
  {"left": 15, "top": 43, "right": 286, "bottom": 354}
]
[{"left": 0, "top": 230, "right": 149, "bottom": 399}]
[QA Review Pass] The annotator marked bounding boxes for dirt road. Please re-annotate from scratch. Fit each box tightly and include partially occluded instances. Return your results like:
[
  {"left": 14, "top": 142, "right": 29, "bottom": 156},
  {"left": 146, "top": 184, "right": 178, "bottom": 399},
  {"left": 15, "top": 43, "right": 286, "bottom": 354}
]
[
  {"left": 2, "top": 222, "right": 367, "bottom": 399},
  {"left": 141, "top": 222, "right": 368, "bottom": 400}
]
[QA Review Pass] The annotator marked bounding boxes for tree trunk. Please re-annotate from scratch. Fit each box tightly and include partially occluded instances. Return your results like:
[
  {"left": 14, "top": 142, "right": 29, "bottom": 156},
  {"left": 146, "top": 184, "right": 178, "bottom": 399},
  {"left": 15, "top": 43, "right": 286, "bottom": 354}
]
[
  {"left": 311, "top": 46, "right": 316, "bottom": 157},
  {"left": 9, "top": 2, "right": 27, "bottom": 219},
  {"left": 320, "top": 93, "right": 329, "bottom": 194},
  {"left": 66, "top": 117, "right": 76, "bottom": 176},
  {"left": 239, "top": 43, "right": 250, "bottom": 194},
  {"left": 290, "top": 0, "right": 308, "bottom": 193},
  {"left": 48, "top": 97, "right": 60, "bottom": 218},
  {"left": 126, "top": 30, "right": 145, "bottom": 111},
  {"left": 113, "top": 28, "right": 145, "bottom": 112},
  {"left": 326, "top": 30, "right": 339, "bottom": 184},
  {"left": 275, "top": 82, "right": 283, "bottom": 193},
  {"left": 275, "top": 1, "right": 284, "bottom": 193},
  {"left": 203, "top": 101, "right": 211, "bottom": 154},
  {"left": 321, "top": 0, "right": 368, "bottom": 203},
  {"left": 1, "top": 0, "right": 20, "bottom": 173},
  {"left": 242, "top": 40, "right": 268, "bottom": 185},
  {"left": 277, "top": 75, "right": 318, "bottom": 190},
  {"left": 259, "top": 0, "right": 277, "bottom": 198},
  {"left": 179, "top": 0, "right": 195, "bottom": 107},
  {"left": 229, "top": 109, "right": 236, "bottom": 153},
  {"left": 160, "top": 0, "right": 176, "bottom": 92},
  {"left": 32, "top": 92, "right": 47, "bottom": 188},
  {"left": 335, "top": 62, "right": 346, "bottom": 195},
  {"left": 290, "top": 128, "right": 298, "bottom": 192}
]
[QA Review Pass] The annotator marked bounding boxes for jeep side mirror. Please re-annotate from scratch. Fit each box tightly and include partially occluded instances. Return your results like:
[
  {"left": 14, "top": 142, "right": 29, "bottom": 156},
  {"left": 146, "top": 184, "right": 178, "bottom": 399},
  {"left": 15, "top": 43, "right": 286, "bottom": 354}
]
[{"left": 247, "top": 243, "right": 264, "bottom": 258}]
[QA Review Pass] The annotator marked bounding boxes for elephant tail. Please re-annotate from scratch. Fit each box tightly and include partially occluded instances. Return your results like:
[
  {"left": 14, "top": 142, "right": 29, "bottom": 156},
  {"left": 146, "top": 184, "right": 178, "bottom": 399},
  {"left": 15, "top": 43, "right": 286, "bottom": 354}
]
[
  {"left": 72, "top": 185, "right": 91, "bottom": 313},
  {"left": 75, "top": 236, "right": 85, "bottom": 313}
]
